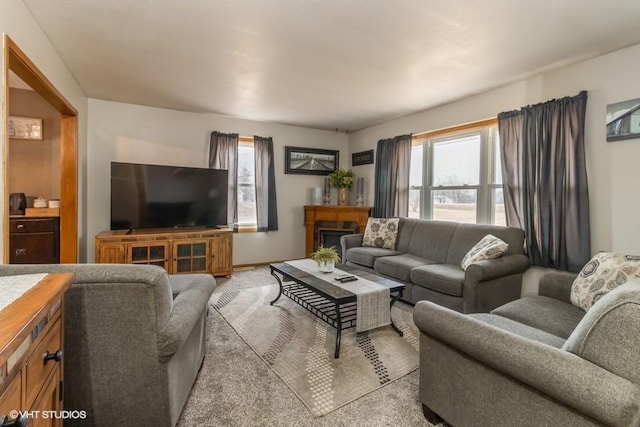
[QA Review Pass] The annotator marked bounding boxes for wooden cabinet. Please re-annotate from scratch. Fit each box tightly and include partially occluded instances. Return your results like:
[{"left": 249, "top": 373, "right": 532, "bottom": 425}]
[
  {"left": 9, "top": 217, "right": 60, "bottom": 264},
  {"left": 0, "top": 273, "right": 73, "bottom": 427},
  {"left": 95, "top": 228, "right": 233, "bottom": 277}
]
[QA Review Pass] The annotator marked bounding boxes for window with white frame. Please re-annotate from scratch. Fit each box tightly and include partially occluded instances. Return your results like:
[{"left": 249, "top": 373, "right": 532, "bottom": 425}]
[
  {"left": 237, "top": 138, "right": 257, "bottom": 227},
  {"left": 409, "top": 121, "right": 505, "bottom": 225}
]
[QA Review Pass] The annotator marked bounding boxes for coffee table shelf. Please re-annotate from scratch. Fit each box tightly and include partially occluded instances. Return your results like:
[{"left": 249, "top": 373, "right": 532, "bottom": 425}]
[
  {"left": 270, "top": 262, "right": 404, "bottom": 358},
  {"left": 281, "top": 281, "right": 358, "bottom": 330}
]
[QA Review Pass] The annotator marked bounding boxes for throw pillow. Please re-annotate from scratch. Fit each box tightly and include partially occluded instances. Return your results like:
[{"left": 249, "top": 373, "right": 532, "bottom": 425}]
[
  {"left": 362, "top": 218, "right": 399, "bottom": 250},
  {"left": 570, "top": 252, "right": 640, "bottom": 311},
  {"left": 460, "top": 234, "right": 509, "bottom": 271}
]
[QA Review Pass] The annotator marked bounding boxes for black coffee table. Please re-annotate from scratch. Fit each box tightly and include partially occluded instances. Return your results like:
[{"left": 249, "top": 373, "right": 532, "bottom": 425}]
[{"left": 269, "top": 262, "right": 405, "bottom": 358}]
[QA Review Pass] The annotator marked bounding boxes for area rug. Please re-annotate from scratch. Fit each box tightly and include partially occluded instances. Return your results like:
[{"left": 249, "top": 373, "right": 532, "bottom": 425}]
[{"left": 210, "top": 284, "right": 419, "bottom": 417}]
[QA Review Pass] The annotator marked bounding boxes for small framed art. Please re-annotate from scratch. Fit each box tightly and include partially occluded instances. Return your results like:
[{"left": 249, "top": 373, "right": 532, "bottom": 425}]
[{"left": 8, "top": 116, "right": 43, "bottom": 140}]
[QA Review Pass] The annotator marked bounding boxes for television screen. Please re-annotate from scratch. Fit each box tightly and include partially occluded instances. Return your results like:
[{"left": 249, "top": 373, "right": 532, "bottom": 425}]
[{"left": 110, "top": 162, "right": 228, "bottom": 230}]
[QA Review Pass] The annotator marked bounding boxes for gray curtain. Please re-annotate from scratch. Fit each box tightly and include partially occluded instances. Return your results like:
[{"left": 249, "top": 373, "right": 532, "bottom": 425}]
[
  {"left": 373, "top": 134, "right": 412, "bottom": 218},
  {"left": 498, "top": 91, "right": 589, "bottom": 272},
  {"left": 209, "top": 131, "right": 239, "bottom": 228},
  {"left": 254, "top": 135, "right": 278, "bottom": 231}
]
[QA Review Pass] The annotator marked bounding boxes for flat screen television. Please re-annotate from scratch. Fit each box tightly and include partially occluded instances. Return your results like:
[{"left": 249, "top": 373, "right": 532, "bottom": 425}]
[{"left": 110, "top": 161, "right": 228, "bottom": 230}]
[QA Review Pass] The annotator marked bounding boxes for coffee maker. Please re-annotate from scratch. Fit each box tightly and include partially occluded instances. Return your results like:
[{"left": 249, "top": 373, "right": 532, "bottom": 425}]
[{"left": 9, "top": 193, "right": 26, "bottom": 215}]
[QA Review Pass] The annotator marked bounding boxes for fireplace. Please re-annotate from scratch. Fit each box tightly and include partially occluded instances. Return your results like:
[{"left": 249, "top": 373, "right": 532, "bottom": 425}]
[{"left": 304, "top": 205, "right": 370, "bottom": 257}]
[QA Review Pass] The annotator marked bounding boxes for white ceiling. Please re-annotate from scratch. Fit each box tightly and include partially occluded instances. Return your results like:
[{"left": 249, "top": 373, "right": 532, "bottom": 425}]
[{"left": 22, "top": 0, "right": 640, "bottom": 132}]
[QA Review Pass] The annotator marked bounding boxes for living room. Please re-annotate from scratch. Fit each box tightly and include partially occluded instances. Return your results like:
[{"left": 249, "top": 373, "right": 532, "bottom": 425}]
[{"left": 2, "top": 1, "right": 640, "bottom": 426}]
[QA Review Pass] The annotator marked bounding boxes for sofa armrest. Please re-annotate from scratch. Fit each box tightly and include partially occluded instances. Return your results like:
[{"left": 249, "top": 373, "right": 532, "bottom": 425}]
[
  {"left": 340, "top": 233, "right": 364, "bottom": 261},
  {"left": 465, "top": 254, "right": 530, "bottom": 282},
  {"left": 538, "top": 270, "right": 577, "bottom": 303},
  {"left": 157, "top": 275, "right": 215, "bottom": 361},
  {"left": 413, "top": 301, "right": 640, "bottom": 427}
]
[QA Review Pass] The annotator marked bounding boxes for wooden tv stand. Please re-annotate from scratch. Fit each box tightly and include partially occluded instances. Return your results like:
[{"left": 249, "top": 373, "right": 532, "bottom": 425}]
[{"left": 94, "top": 227, "right": 233, "bottom": 276}]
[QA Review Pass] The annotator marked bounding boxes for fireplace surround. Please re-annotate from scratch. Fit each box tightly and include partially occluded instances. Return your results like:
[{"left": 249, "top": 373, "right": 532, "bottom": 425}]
[{"left": 303, "top": 205, "right": 370, "bottom": 257}]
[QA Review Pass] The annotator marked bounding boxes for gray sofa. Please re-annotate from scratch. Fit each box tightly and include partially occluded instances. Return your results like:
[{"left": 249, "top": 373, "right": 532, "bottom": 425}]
[
  {"left": 414, "top": 270, "right": 640, "bottom": 427},
  {"left": 341, "top": 218, "right": 529, "bottom": 312},
  {"left": 0, "top": 264, "right": 215, "bottom": 427}
]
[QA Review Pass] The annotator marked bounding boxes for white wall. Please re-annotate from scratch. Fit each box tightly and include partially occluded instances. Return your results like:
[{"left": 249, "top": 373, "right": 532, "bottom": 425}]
[
  {"left": 1, "top": 0, "right": 88, "bottom": 261},
  {"left": 349, "top": 43, "right": 640, "bottom": 294},
  {"left": 86, "top": 99, "right": 348, "bottom": 264}
]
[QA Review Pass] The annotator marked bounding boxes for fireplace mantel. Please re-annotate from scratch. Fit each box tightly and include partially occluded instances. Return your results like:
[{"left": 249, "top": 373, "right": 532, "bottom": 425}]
[{"left": 304, "top": 205, "right": 371, "bottom": 257}]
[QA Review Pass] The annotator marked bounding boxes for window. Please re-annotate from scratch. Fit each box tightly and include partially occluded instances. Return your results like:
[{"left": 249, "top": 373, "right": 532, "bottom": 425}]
[
  {"left": 237, "top": 137, "right": 257, "bottom": 227},
  {"left": 409, "top": 119, "right": 505, "bottom": 225}
]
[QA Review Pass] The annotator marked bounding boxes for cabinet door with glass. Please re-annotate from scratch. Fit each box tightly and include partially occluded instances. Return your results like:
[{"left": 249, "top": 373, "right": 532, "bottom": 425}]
[
  {"left": 172, "top": 239, "right": 210, "bottom": 274},
  {"left": 126, "top": 241, "right": 171, "bottom": 270}
]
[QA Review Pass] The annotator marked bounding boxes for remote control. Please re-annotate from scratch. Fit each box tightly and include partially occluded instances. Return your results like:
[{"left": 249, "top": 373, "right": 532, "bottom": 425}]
[
  {"left": 334, "top": 275, "right": 351, "bottom": 280},
  {"left": 339, "top": 276, "right": 358, "bottom": 283}
]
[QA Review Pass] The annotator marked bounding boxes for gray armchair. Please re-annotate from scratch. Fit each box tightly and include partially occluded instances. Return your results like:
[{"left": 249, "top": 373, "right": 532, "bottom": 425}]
[
  {"left": 0, "top": 264, "right": 215, "bottom": 427},
  {"left": 413, "top": 272, "right": 640, "bottom": 427}
]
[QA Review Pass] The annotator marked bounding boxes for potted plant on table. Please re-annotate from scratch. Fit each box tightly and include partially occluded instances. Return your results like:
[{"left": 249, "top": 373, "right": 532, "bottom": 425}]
[
  {"left": 329, "top": 168, "right": 354, "bottom": 206},
  {"left": 311, "top": 245, "right": 341, "bottom": 273}
]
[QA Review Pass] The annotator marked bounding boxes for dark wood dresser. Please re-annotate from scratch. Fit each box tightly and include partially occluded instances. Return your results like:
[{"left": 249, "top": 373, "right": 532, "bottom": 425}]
[{"left": 9, "top": 217, "right": 60, "bottom": 264}]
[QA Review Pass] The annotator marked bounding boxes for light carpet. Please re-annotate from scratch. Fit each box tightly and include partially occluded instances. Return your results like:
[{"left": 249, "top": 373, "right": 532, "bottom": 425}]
[{"left": 210, "top": 282, "right": 420, "bottom": 417}]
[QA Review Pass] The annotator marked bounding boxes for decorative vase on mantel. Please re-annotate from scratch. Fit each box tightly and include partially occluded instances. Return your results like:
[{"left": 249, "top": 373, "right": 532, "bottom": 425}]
[{"left": 337, "top": 188, "right": 349, "bottom": 206}]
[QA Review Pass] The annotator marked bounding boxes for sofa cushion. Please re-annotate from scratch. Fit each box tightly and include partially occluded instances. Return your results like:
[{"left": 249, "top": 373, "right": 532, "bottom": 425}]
[
  {"left": 406, "top": 220, "right": 459, "bottom": 263},
  {"left": 345, "top": 246, "right": 401, "bottom": 268},
  {"left": 410, "top": 264, "right": 465, "bottom": 297},
  {"left": 570, "top": 252, "right": 640, "bottom": 311},
  {"left": 362, "top": 217, "right": 400, "bottom": 249},
  {"left": 374, "top": 254, "right": 434, "bottom": 282},
  {"left": 395, "top": 218, "right": 420, "bottom": 253},
  {"left": 460, "top": 234, "right": 509, "bottom": 271},
  {"left": 491, "top": 295, "right": 585, "bottom": 339},
  {"left": 469, "top": 313, "right": 566, "bottom": 348}
]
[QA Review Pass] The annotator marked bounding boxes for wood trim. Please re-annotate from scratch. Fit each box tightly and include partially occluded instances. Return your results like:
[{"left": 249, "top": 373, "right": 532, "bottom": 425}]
[
  {"left": 60, "top": 115, "right": 78, "bottom": 262},
  {"left": 2, "top": 38, "right": 9, "bottom": 265},
  {"left": 5, "top": 37, "right": 76, "bottom": 116},
  {"left": 3, "top": 35, "right": 79, "bottom": 263},
  {"left": 412, "top": 117, "right": 498, "bottom": 142}
]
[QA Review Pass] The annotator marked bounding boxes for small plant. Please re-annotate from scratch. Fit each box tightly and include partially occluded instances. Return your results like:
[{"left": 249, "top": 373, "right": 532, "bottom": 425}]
[
  {"left": 329, "top": 168, "right": 354, "bottom": 189},
  {"left": 311, "top": 245, "right": 341, "bottom": 264}
]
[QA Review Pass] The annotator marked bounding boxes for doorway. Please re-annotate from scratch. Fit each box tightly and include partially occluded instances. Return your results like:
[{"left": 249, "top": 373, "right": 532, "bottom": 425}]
[{"left": 3, "top": 35, "right": 78, "bottom": 263}]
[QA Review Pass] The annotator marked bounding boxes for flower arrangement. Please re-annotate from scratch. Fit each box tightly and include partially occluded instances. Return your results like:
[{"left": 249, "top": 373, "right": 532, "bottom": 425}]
[{"left": 329, "top": 168, "right": 355, "bottom": 189}]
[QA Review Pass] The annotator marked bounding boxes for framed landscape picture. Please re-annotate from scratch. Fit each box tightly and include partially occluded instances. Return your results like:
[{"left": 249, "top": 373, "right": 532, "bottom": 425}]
[{"left": 284, "top": 146, "right": 339, "bottom": 175}]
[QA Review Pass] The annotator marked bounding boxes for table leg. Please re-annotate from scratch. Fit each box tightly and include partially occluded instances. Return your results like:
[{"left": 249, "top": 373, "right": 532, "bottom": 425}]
[
  {"left": 334, "top": 301, "right": 342, "bottom": 358},
  {"left": 389, "top": 291, "right": 404, "bottom": 337},
  {"left": 270, "top": 268, "right": 283, "bottom": 305}
]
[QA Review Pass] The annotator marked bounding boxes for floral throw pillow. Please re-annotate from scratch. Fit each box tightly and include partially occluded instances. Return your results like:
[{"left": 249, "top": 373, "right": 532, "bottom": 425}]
[
  {"left": 570, "top": 252, "right": 640, "bottom": 311},
  {"left": 460, "top": 234, "right": 509, "bottom": 271},
  {"left": 362, "top": 218, "right": 399, "bottom": 250}
]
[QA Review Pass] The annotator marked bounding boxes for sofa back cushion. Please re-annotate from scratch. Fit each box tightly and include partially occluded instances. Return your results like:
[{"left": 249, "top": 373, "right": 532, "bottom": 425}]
[
  {"left": 395, "top": 217, "right": 420, "bottom": 253},
  {"left": 446, "top": 223, "right": 525, "bottom": 265},
  {"left": 407, "top": 220, "right": 459, "bottom": 263},
  {"left": 563, "top": 280, "right": 640, "bottom": 384}
]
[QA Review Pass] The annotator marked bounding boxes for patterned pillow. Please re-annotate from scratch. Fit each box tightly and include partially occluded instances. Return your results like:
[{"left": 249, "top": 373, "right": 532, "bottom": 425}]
[
  {"left": 570, "top": 252, "right": 640, "bottom": 311},
  {"left": 460, "top": 234, "right": 509, "bottom": 271},
  {"left": 362, "top": 218, "right": 399, "bottom": 250}
]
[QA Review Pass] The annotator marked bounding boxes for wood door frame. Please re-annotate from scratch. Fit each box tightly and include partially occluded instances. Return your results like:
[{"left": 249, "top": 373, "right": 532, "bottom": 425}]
[{"left": 3, "top": 35, "right": 78, "bottom": 263}]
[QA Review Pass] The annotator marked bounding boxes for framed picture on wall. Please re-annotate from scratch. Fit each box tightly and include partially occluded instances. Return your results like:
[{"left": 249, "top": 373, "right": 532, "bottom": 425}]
[
  {"left": 606, "top": 98, "right": 640, "bottom": 142},
  {"left": 8, "top": 116, "right": 43, "bottom": 140},
  {"left": 284, "top": 146, "right": 339, "bottom": 175},
  {"left": 351, "top": 149, "right": 374, "bottom": 166}
]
